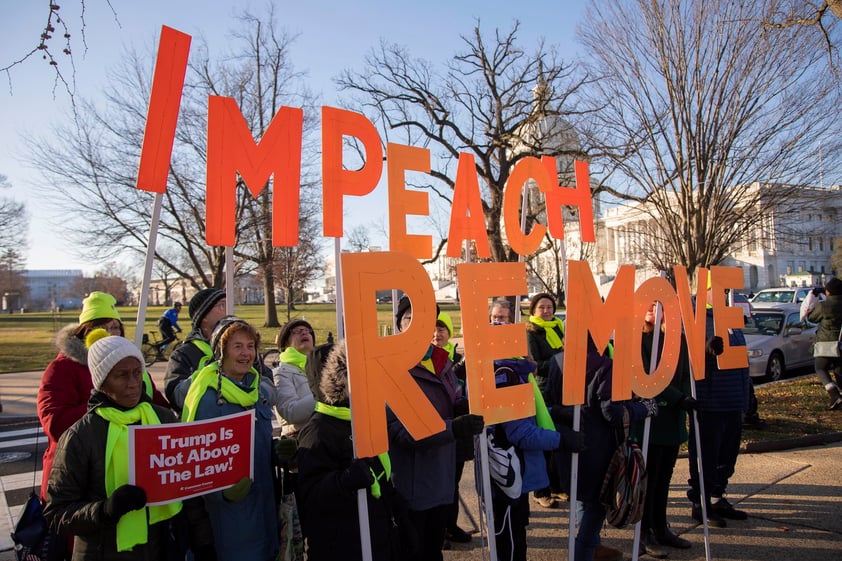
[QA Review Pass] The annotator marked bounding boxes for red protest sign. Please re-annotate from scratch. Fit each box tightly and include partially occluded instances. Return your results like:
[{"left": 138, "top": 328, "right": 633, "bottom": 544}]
[{"left": 129, "top": 410, "right": 254, "bottom": 505}]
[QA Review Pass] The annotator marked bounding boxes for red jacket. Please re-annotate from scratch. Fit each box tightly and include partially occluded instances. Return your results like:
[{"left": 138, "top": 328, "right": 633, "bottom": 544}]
[{"left": 36, "top": 325, "right": 168, "bottom": 499}]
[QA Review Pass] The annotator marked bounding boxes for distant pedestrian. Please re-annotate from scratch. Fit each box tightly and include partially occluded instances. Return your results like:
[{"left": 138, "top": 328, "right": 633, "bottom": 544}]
[
  {"left": 808, "top": 277, "right": 842, "bottom": 410},
  {"left": 157, "top": 301, "right": 183, "bottom": 348}
]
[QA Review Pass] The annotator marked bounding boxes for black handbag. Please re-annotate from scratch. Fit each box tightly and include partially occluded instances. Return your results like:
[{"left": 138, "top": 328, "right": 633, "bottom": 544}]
[
  {"left": 10, "top": 491, "right": 65, "bottom": 561},
  {"left": 10, "top": 425, "right": 67, "bottom": 561}
]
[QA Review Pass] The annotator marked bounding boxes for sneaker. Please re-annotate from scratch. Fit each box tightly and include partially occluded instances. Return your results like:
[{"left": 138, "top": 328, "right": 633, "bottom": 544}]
[
  {"left": 594, "top": 543, "right": 623, "bottom": 561},
  {"left": 446, "top": 526, "right": 472, "bottom": 543},
  {"left": 533, "top": 495, "right": 559, "bottom": 509},
  {"left": 713, "top": 497, "right": 748, "bottom": 520},
  {"left": 828, "top": 395, "right": 842, "bottom": 411},
  {"left": 654, "top": 526, "right": 692, "bottom": 549},
  {"left": 691, "top": 503, "right": 726, "bottom": 528},
  {"left": 640, "top": 529, "right": 668, "bottom": 558}
]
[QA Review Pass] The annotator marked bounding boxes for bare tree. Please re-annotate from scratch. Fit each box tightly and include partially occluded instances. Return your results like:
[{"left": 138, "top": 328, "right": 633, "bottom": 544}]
[
  {"left": 579, "top": 0, "right": 842, "bottom": 279},
  {"left": 0, "top": 175, "right": 28, "bottom": 259},
  {"left": 763, "top": 0, "right": 842, "bottom": 57},
  {"left": 346, "top": 225, "right": 371, "bottom": 252},
  {"left": 272, "top": 199, "right": 325, "bottom": 320},
  {"left": 337, "top": 21, "right": 592, "bottom": 263}
]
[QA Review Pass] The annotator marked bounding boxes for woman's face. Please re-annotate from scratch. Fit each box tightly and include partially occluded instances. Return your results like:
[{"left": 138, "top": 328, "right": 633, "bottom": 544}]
[
  {"left": 432, "top": 324, "right": 450, "bottom": 348},
  {"left": 399, "top": 309, "right": 413, "bottom": 332},
  {"left": 535, "top": 298, "right": 555, "bottom": 321},
  {"left": 644, "top": 303, "right": 657, "bottom": 325},
  {"left": 100, "top": 357, "right": 144, "bottom": 408},
  {"left": 221, "top": 330, "right": 257, "bottom": 380},
  {"left": 289, "top": 325, "right": 314, "bottom": 353}
]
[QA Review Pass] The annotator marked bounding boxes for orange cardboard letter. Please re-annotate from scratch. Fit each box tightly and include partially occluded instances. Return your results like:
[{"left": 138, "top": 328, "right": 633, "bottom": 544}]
[
  {"left": 341, "top": 251, "right": 445, "bottom": 457},
  {"left": 322, "top": 107, "right": 383, "bottom": 238},
  {"left": 206, "top": 97, "right": 303, "bottom": 246},
  {"left": 457, "top": 262, "right": 535, "bottom": 425},
  {"left": 543, "top": 159, "right": 596, "bottom": 243},
  {"left": 709, "top": 266, "right": 749, "bottom": 370},
  {"left": 674, "top": 267, "right": 709, "bottom": 381},
  {"left": 136, "top": 26, "right": 191, "bottom": 193},
  {"left": 630, "top": 277, "right": 681, "bottom": 399},
  {"left": 502, "top": 157, "right": 552, "bottom": 256},
  {"left": 387, "top": 143, "right": 432, "bottom": 258},
  {"left": 447, "top": 152, "right": 490, "bottom": 258}
]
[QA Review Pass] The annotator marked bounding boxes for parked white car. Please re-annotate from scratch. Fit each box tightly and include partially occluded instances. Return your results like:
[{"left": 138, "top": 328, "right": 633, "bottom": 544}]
[{"left": 743, "top": 304, "right": 817, "bottom": 381}]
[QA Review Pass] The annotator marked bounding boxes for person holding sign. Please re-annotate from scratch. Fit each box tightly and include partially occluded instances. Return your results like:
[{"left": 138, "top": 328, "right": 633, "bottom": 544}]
[
  {"left": 44, "top": 330, "right": 216, "bottom": 561},
  {"left": 686, "top": 280, "right": 751, "bottom": 528},
  {"left": 631, "top": 303, "right": 694, "bottom": 554},
  {"left": 525, "top": 292, "right": 566, "bottom": 510},
  {"left": 38, "top": 291, "right": 167, "bottom": 504},
  {"left": 487, "top": 358, "right": 585, "bottom": 561},
  {"left": 273, "top": 319, "right": 317, "bottom": 436},
  {"left": 180, "top": 317, "right": 279, "bottom": 561},
  {"left": 296, "top": 342, "right": 407, "bottom": 561},
  {"left": 388, "top": 296, "right": 484, "bottom": 561},
  {"left": 573, "top": 337, "right": 657, "bottom": 561}
]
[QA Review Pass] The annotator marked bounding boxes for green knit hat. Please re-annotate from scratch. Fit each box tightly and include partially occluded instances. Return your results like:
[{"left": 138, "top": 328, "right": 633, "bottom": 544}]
[{"left": 79, "top": 291, "right": 121, "bottom": 325}]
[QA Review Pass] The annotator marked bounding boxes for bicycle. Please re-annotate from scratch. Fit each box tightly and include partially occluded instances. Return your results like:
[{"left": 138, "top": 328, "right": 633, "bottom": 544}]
[{"left": 141, "top": 330, "right": 179, "bottom": 366}]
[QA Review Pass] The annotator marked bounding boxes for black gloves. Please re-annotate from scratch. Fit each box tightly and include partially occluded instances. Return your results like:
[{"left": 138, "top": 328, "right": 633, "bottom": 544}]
[
  {"left": 274, "top": 437, "right": 298, "bottom": 463},
  {"left": 640, "top": 398, "right": 659, "bottom": 417},
  {"left": 550, "top": 405, "right": 575, "bottom": 427},
  {"left": 222, "top": 477, "right": 252, "bottom": 502},
  {"left": 679, "top": 395, "right": 698, "bottom": 411},
  {"left": 452, "top": 414, "right": 485, "bottom": 438},
  {"left": 339, "top": 458, "right": 376, "bottom": 492},
  {"left": 104, "top": 484, "right": 147, "bottom": 520},
  {"left": 706, "top": 336, "right": 725, "bottom": 356},
  {"left": 558, "top": 425, "right": 585, "bottom": 453}
]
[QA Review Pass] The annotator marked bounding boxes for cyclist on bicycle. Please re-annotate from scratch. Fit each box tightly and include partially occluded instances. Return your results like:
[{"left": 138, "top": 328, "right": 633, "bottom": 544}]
[{"left": 157, "top": 301, "right": 183, "bottom": 349}]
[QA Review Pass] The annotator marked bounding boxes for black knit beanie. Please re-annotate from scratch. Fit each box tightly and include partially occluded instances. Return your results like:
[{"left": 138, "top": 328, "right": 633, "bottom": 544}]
[
  {"left": 395, "top": 295, "right": 413, "bottom": 328},
  {"left": 189, "top": 288, "right": 226, "bottom": 329},
  {"left": 825, "top": 277, "right": 842, "bottom": 297}
]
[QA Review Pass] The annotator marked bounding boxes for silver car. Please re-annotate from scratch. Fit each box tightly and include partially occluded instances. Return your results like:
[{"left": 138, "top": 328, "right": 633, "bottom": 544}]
[
  {"left": 750, "top": 286, "right": 819, "bottom": 306},
  {"left": 743, "top": 304, "right": 817, "bottom": 381}
]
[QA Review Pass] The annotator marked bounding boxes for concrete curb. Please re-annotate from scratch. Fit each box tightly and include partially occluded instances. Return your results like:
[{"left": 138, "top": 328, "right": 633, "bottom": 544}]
[{"left": 743, "top": 431, "right": 842, "bottom": 453}]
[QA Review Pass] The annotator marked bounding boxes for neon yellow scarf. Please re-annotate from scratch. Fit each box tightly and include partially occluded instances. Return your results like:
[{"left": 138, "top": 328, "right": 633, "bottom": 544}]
[
  {"left": 529, "top": 316, "right": 564, "bottom": 350},
  {"left": 527, "top": 373, "right": 555, "bottom": 431},
  {"left": 280, "top": 347, "right": 307, "bottom": 372},
  {"left": 95, "top": 404, "right": 182, "bottom": 552},
  {"left": 182, "top": 362, "right": 259, "bottom": 422},
  {"left": 313, "top": 402, "right": 392, "bottom": 498},
  {"left": 442, "top": 342, "right": 456, "bottom": 361}
]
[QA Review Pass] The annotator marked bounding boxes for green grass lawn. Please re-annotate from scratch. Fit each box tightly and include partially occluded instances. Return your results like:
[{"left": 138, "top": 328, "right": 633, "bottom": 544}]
[{"left": 0, "top": 302, "right": 466, "bottom": 373}]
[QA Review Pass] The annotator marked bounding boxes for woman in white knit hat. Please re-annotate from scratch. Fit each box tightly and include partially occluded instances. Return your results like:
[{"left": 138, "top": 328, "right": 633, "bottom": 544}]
[{"left": 44, "top": 330, "right": 216, "bottom": 561}]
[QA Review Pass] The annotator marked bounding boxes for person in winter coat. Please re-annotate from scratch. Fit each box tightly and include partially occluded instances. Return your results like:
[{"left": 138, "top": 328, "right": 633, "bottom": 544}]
[
  {"left": 432, "top": 311, "right": 472, "bottom": 545},
  {"left": 687, "top": 280, "right": 751, "bottom": 528},
  {"left": 37, "top": 291, "right": 167, "bottom": 502},
  {"left": 524, "top": 292, "right": 566, "bottom": 510},
  {"left": 164, "top": 288, "right": 228, "bottom": 413},
  {"left": 274, "top": 319, "right": 317, "bottom": 436},
  {"left": 179, "top": 317, "right": 279, "bottom": 561},
  {"left": 296, "top": 341, "right": 406, "bottom": 561},
  {"left": 44, "top": 331, "right": 216, "bottom": 561},
  {"left": 808, "top": 277, "right": 842, "bottom": 410},
  {"left": 389, "top": 296, "right": 485, "bottom": 561},
  {"left": 488, "top": 358, "right": 584, "bottom": 561},
  {"left": 631, "top": 303, "right": 695, "bottom": 556},
  {"left": 572, "top": 337, "right": 657, "bottom": 561}
]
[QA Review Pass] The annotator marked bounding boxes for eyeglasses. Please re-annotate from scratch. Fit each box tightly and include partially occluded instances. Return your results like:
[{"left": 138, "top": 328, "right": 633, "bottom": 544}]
[
  {"left": 290, "top": 327, "right": 311, "bottom": 336},
  {"left": 102, "top": 320, "right": 122, "bottom": 335}
]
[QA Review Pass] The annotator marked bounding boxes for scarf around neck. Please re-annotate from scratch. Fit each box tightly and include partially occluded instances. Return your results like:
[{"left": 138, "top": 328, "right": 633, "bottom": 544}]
[
  {"left": 182, "top": 361, "right": 259, "bottom": 422},
  {"left": 529, "top": 315, "right": 564, "bottom": 350},
  {"left": 314, "top": 402, "right": 392, "bottom": 498},
  {"left": 280, "top": 346, "right": 308, "bottom": 372},
  {"left": 95, "top": 403, "right": 182, "bottom": 551}
]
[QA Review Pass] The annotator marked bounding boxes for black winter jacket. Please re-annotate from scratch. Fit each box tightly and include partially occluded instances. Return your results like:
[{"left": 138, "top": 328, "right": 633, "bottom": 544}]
[
  {"left": 44, "top": 393, "right": 215, "bottom": 561},
  {"left": 809, "top": 294, "right": 842, "bottom": 343}
]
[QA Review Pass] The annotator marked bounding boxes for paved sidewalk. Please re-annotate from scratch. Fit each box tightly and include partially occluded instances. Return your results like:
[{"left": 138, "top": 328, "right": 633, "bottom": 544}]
[{"left": 3, "top": 368, "right": 841, "bottom": 560}]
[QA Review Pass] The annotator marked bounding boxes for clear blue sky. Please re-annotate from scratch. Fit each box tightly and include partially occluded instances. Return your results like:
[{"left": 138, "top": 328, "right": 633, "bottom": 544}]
[{"left": 0, "top": 0, "right": 587, "bottom": 274}]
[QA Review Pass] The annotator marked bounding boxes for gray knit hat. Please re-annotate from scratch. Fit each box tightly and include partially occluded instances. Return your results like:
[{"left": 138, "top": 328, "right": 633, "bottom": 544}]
[{"left": 87, "top": 334, "right": 144, "bottom": 390}]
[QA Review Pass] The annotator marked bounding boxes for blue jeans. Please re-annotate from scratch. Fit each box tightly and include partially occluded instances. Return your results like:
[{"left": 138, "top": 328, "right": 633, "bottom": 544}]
[{"left": 574, "top": 500, "right": 606, "bottom": 561}]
